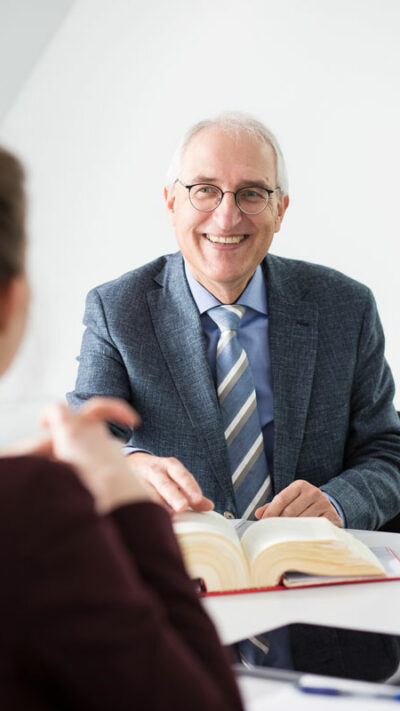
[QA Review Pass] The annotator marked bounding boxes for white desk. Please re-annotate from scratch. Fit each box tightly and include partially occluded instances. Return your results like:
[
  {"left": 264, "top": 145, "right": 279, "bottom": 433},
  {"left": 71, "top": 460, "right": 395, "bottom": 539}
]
[{"left": 202, "top": 529, "right": 400, "bottom": 645}]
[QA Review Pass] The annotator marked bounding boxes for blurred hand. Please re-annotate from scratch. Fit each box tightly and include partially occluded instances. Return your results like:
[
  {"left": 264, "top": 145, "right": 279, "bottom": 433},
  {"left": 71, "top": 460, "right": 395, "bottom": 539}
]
[
  {"left": 255, "top": 480, "right": 343, "bottom": 527},
  {"left": 41, "top": 397, "right": 154, "bottom": 513},
  {"left": 2, "top": 397, "right": 142, "bottom": 460},
  {"left": 127, "top": 452, "right": 214, "bottom": 514}
]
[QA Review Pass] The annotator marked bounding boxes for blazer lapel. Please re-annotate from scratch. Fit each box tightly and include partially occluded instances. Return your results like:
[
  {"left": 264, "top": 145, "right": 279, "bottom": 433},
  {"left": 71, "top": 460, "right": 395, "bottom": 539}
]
[
  {"left": 265, "top": 257, "right": 319, "bottom": 493},
  {"left": 146, "top": 254, "right": 233, "bottom": 499}
]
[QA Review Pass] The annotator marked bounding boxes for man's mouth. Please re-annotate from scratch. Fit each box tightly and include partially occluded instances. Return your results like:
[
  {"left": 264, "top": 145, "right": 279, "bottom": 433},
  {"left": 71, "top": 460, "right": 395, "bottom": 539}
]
[{"left": 204, "top": 234, "right": 247, "bottom": 244}]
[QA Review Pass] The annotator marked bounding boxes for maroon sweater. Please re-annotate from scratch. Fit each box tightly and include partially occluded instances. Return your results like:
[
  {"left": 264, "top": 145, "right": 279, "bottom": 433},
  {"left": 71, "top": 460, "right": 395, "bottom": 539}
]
[{"left": 0, "top": 456, "right": 243, "bottom": 710}]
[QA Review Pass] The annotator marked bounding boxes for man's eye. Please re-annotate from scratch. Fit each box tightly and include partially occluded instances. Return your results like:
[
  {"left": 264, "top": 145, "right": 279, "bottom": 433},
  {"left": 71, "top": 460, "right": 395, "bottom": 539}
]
[
  {"left": 199, "top": 186, "right": 219, "bottom": 194},
  {"left": 241, "top": 189, "right": 261, "bottom": 199},
  {"left": 194, "top": 185, "right": 220, "bottom": 198}
]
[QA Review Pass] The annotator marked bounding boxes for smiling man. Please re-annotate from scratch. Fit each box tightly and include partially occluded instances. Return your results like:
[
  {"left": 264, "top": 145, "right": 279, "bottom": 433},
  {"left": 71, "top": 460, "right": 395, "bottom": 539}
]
[
  {"left": 68, "top": 112, "right": 400, "bottom": 678},
  {"left": 168, "top": 126, "right": 286, "bottom": 305}
]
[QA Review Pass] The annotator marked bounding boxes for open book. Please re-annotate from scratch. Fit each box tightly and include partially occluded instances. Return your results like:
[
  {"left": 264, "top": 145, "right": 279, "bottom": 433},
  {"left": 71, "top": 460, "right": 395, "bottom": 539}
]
[{"left": 173, "top": 511, "right": 400, "bottom": 594}]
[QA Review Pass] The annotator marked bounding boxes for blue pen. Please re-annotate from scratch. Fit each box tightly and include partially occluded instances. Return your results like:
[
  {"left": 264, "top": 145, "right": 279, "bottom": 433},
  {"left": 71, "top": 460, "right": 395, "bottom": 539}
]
[
  {"left": 299, "top": 677, "right": 400, "bottom": 702},
  {"left": 301, "top": 686, "right": 400, "bottom": 702},
  {"left": 234, "top": 666, "right": 400, "bottom": 703},
  {"left": 301, "top": 686, "right": 341, "bottom": 696}
]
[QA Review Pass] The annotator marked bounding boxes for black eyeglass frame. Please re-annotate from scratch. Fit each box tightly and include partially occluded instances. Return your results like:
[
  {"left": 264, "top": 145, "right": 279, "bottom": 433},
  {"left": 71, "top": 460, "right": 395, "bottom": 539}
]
[{"left": 175, "top": 178, "right": 280, "bottom": 215}]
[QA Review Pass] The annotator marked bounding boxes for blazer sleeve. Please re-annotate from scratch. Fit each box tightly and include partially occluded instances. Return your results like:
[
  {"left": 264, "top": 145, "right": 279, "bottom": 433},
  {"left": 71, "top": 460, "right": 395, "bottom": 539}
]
[
  {"left": 67, "top": 287, "right": 133, "bottom": 442},
  {"left": 321, "top": 289, "right": 400, "bottom": 529},
  {"left": 16, "top": 460, "right": 243, "bottom": 711}
]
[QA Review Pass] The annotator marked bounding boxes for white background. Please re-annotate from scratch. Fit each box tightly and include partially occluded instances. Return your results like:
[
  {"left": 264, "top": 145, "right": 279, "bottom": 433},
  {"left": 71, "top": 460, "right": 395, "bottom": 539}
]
[{"left": 0, "top": 0, "right": 399, "bottom": 445}]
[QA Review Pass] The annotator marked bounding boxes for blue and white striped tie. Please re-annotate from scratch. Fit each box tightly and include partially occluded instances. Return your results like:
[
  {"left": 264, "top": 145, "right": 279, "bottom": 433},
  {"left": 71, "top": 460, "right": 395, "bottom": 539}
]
[
  {"left": 210, "top": 304, "right": 282, "bottom": 667},
  {"left": 208, "top": 304, "right": 272, "bottom": 519}
]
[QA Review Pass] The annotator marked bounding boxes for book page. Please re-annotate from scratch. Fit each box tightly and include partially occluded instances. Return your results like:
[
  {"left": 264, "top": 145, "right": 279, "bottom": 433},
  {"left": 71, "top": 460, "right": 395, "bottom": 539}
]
[
  {"left": 283, "top": 545, "right": 400, "bottom": 586},
  {"left": 173, "top": 510, "right": 243, "bottom": 547},
  {"left": 240, "top": 518, "right": 386, "bottom": 588},
  {"left": 173, "top": 511, "right": 250, "bottom": 591},
  {"left": 241, "top": 517, "right": 383, "bottom": 568},
  {"left": 241, "top": 516, "right": 343, "bottom": 563}
]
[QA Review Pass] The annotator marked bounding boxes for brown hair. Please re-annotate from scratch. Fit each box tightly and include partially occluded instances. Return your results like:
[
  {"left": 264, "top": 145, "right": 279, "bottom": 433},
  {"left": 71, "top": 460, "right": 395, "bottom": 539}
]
[{"left": 0, "top": 147, "right": 26, "bottom": 286}]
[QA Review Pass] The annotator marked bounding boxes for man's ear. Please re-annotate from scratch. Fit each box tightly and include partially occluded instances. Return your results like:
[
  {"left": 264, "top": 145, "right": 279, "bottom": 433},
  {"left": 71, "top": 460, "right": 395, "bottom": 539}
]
[
  {"left": 274, "top": 194, "right": 289, "bottom": 233},
  {"left": 0, "top": 278, "right": 24, "bottom": 332},
  {"left": 164, "top": 185, "right": 177, "bottom": 227}
]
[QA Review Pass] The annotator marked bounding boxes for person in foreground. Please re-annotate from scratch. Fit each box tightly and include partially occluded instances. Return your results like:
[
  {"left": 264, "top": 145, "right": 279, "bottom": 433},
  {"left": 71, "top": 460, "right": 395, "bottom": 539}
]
[
  {"left": 68, "top": 112, "right": 400, "bottom": 678},
  {"left": 0, "top": 147, "right": 243, "bottom": 709}
]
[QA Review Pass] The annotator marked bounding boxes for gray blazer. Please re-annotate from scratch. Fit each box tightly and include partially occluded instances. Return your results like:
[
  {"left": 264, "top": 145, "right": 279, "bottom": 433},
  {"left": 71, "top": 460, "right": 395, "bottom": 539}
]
[
  {"left": 69, "top": 251, "right": 400, "bottom": 679},
  {"left": 69, "top": 251, "right": 400, "bottom": 530}
]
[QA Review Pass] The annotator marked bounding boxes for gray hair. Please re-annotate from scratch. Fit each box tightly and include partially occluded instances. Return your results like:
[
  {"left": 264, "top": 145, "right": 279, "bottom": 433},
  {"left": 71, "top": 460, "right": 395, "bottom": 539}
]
[{"left": 166, "top": 111, "right": 288, "bottom": 196}]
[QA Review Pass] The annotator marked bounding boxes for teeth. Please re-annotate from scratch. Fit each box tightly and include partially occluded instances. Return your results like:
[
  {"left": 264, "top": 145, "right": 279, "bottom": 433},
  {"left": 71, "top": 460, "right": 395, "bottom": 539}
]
[{"left": 206, "top": 234, "right": 246, "bottom": 244}]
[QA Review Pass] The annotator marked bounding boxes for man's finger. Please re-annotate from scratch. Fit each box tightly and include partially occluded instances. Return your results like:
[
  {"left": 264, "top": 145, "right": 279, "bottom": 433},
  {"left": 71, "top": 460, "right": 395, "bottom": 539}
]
[
  {"left": 190, "top": 496, "right": 214, "bottom": 511},
  {"left": 272, "top": 491, "right": 317, "bottom": 518},
  {"left": 145, "top": 468, "right": 191, "bottom": 511},
  {"left": 126, "top": 453, "right": 214, "bottom": 513},
  {"left": 260, "top": 488, "right": 300, "bottom": 518},
  {"left": 254, "top": 503, "right": 269, "bottom": 519},
  {"left": 164, "top": 458, "right": 205, "bottom": 505},
  {"left": 147, "top": 461, "right": 214, "bottom": 512}
]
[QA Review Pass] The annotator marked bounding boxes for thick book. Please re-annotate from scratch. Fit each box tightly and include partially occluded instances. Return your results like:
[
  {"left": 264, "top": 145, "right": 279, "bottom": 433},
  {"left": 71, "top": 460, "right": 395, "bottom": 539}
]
[{"left": 172, "top": 510, "right": 400, "bottom": 595}]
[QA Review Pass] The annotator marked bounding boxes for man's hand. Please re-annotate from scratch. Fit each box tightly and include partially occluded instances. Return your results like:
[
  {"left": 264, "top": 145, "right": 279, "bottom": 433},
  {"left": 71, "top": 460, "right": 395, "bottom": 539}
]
[
  {"left": 255, "top": 480, "right": 343, "bottom": 527},
  {"left": 127, "top": 451, "right": 214, "bottom": 513}
]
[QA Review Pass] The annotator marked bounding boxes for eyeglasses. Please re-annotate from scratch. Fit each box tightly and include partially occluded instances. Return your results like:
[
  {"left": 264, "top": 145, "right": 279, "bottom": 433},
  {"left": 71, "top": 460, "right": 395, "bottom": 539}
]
[{"left": 175, "top": 179, "right": 280, "bottom": 215}]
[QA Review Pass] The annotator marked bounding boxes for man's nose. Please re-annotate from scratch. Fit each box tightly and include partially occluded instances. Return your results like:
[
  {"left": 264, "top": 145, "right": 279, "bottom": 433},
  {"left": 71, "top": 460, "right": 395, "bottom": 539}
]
[{"left": 212, "top": 192, "right": 242, "bottom": 230}]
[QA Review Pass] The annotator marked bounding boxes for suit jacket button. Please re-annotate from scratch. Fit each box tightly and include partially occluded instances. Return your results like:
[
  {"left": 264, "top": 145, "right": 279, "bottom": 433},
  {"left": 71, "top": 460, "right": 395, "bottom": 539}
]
[{"left": 223, "top": 511, "right": 235, "bottom": 519}]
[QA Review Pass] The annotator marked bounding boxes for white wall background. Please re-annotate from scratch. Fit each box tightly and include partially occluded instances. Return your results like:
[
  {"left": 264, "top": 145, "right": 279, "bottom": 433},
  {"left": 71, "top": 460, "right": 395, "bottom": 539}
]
[
  {"left": 0, "top": 0, "right": 399, "bottom": 445},
  {"left": 0, "top": 0, "right": 74, "bottom": 121}
]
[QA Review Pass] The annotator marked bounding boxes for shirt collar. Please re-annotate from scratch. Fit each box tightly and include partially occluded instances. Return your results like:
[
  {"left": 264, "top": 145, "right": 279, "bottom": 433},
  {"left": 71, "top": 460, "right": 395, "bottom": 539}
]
[{"left": 184, "top": 262, "right": 268, "bottom": 316}]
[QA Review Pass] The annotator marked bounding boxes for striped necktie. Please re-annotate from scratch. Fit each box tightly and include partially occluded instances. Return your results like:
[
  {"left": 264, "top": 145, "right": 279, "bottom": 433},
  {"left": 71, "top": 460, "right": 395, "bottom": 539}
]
[
  {"left": 208, "top": 304, "right": 272, "bottom": 519},
  {"left": 210, "top": 305, "right": 281, "bottom": 668}
]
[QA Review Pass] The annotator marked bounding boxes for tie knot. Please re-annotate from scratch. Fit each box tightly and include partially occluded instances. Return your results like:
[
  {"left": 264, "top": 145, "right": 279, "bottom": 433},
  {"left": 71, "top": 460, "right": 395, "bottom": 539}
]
[{"left": 208, "top": 304, "right": 245, "bottom": 332}]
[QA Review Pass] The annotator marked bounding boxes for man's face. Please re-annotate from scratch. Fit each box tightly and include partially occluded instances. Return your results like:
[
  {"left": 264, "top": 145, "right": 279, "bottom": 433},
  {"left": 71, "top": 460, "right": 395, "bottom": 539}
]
[{"left": 165, "top": 126, "right": 288, "bottom": 302}]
